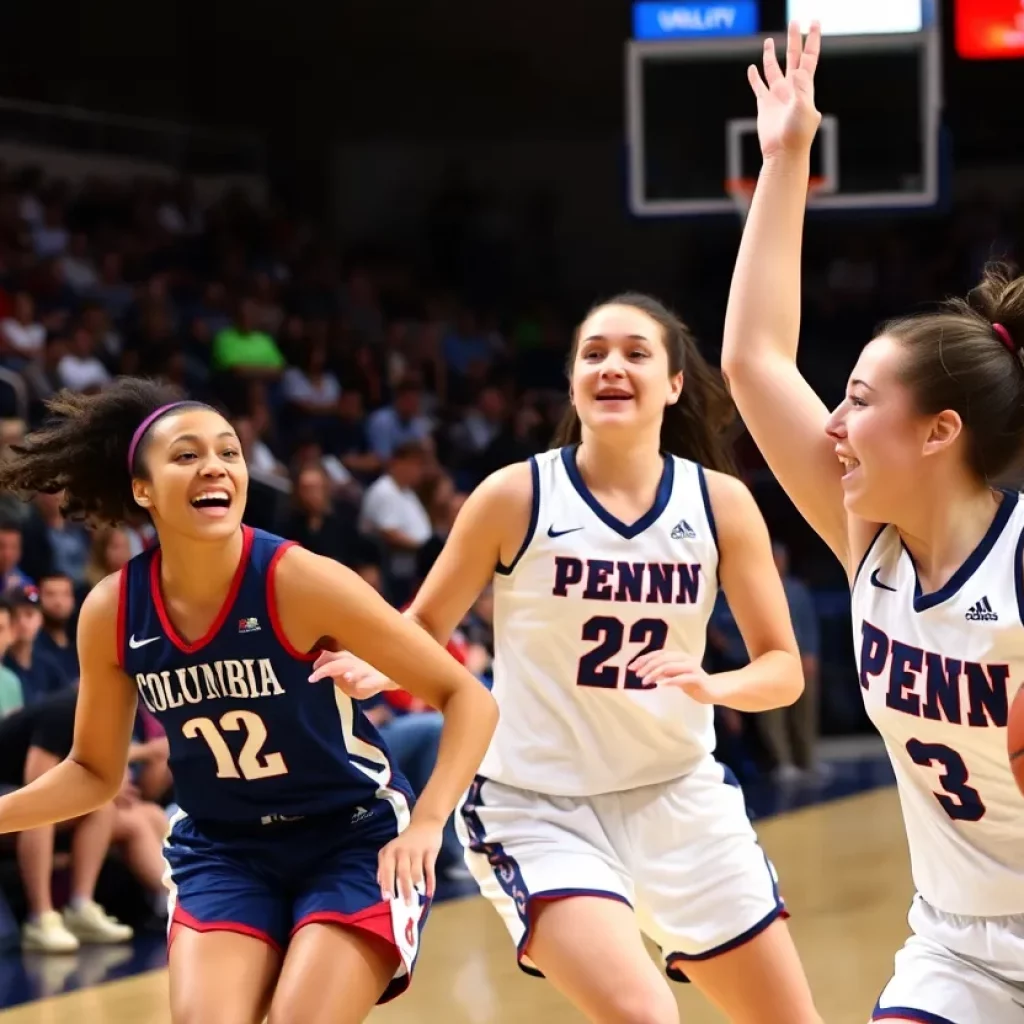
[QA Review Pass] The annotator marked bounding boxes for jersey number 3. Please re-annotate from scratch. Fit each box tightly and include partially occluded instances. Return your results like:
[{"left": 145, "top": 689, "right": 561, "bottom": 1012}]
[
  {"left": 183, "top": 711, "right": 289, "bottom": 780},
  {"left": 905, "top": 739, "right": 986, "bottom": 822},
  {"left": 577, "top": 616, "right": 668, "bottom": 690}
]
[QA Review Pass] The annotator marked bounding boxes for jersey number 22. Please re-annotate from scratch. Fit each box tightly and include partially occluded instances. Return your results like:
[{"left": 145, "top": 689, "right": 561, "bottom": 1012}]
[{"left": 576, "top": 616, "right": 668, "bottom": 690}]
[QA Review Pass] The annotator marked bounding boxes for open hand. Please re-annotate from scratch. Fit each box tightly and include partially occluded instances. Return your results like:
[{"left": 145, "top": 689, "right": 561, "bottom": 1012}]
[
  {"left": 307, "top": 649, "right": 396, "bottom": 699},
  {"left": 748, "top": 20, "right": 822, "bottom": 159},
  {"left": 629, "top": 650, "right": 721, "bottom": 704},
  {"left": 378, "top": 819, "right": 442, "bottom": 903}
]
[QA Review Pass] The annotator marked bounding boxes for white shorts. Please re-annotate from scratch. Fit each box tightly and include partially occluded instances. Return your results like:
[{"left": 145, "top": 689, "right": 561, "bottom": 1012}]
[
  {"left": 873, "top": 894, "right": 1024, "bottom": 1022},
  {"left": 456, "top": 758, "right": 786, "bottom": 980}
]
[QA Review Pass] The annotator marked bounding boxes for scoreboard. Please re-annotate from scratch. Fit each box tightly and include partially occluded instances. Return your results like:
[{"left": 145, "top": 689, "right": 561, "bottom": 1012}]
[
  {"left": 787, "top": 0, "right": 927, "bottom": 35},
  {"left": 626, "top": 1, "right": 943, "bottom": 217},
  {"left": 632, "top": 1, "right": 934, "bottom": 40}
]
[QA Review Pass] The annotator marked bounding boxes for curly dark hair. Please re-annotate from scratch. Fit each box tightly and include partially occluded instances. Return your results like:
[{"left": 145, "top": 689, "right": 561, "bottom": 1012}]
[{"left": 0, "top": 378, "right": 209, "bottom": 524}]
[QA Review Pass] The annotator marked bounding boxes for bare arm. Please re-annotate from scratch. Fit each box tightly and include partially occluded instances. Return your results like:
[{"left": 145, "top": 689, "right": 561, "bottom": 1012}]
[
  {"left": 0, "top": 574, "right": 137, "bottom": 832},
  {"left": 276, "top": 548, "right": 499, "bottom": 830},
  {"left": 308, "top": 461, "right": 532, "bottom": 689},
  {"left": 407, "top": 462, "right": 534, "bottom": 643},
  {"left": 720, "top": 25, "right": 875, "bottom": 571},
  {"left": 705, "top": 472, "right": 804, "bottom": 711},
  {"left": 721, "top": 151, "right": 850, "bottom": 562}
]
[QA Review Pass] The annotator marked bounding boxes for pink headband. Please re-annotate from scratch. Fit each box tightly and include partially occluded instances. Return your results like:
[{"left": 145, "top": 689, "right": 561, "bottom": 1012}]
[
  {"left": 127, "top": 402, "right": 192, "bottom": 474},
  {"left": 994, "top": 323, "right": 1015, "bottom": 353}
]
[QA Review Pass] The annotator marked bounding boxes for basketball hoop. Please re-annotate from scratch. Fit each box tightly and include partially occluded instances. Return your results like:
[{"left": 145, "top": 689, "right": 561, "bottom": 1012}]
[{"left": 725, "top": 175, "right": 826, "bottom": 224}]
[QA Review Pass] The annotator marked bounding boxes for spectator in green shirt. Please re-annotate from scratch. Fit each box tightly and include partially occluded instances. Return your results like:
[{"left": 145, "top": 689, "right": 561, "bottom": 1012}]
[{"left": 211, "top": 297, "right": 285, "bottom": 378}]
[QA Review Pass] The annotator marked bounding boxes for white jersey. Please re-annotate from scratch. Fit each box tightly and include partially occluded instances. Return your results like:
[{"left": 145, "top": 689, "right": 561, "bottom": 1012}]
[
  {"left": 851, "top": 490, "right": 1024, "bottom": 917},
  {"left": 480, "top": 446, "right": 719, "bottom": 796}
]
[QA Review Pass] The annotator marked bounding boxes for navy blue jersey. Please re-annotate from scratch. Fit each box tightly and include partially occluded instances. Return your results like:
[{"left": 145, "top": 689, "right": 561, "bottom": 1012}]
[{"left": 118, "top": 526, "right": 412, "bottom": 825}]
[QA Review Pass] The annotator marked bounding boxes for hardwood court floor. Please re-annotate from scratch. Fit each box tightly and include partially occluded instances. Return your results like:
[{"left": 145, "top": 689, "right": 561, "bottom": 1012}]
[{"left": 0, "top": 787, "right": 913, "bottom": 1024}]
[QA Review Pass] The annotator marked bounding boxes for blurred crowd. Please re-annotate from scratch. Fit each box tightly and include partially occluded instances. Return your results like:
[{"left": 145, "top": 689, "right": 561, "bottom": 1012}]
[{"left": 0, "top": 160, "right": 1018, "bottom": 953}]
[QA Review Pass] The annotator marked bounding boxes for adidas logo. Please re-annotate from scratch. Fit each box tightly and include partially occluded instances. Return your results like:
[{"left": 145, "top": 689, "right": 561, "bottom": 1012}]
[
  {"left": 350, "top": 805, "right": 373, "bottom": 825},
  {"left": 671, "top": 519, "right": 696, "bottom": 540},
  {"left": 965, "top": 596, "right": 998, "bottom": 622}
]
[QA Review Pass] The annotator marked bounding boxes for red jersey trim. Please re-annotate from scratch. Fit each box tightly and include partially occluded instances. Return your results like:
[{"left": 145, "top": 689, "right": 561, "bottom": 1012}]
[
  {"left": 266, "top": 541, "right": 317, "bottom": 662},
  {"left": 116, "top": 568, "right": 129, "bottom": 671},
  {"left": 151, "top": 526, "right": 255, "bottom": 655}
]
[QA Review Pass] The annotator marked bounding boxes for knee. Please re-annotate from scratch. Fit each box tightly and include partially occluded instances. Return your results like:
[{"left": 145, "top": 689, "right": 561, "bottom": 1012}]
[
  {"left": 598, "top": 986, "right": 678, "bottom": 1024},
  {"left": 116, "top": 805, "right": 141, "bottom": 832}
]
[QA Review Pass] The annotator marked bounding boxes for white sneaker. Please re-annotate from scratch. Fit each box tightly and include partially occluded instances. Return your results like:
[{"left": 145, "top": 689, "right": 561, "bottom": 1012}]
[
  {"left": 773, "top": 763, "right": 804, "bottom": 785},
  {"left": 22, "top": 910, "right": 80, "bottom": 953},
  {"left": 62, "top": 900, "right": 134, "bottom": 944},
  {"left": 804, "top": 761, "right": 835, "bottom": 785}
]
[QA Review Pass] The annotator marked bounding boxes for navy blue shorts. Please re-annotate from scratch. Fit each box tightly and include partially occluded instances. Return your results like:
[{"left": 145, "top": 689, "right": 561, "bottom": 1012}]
[{"left": 163, "top": 802, "right": 430, "bottom": 1004}]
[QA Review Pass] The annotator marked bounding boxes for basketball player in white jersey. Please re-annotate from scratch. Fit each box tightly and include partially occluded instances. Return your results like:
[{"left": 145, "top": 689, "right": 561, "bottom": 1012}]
[
  {"left": 311, "top": 292, "right": 822, "bottom": 1022},
  {"left": 723, "top": 21, "right": 1024, "bottom": 1022}
]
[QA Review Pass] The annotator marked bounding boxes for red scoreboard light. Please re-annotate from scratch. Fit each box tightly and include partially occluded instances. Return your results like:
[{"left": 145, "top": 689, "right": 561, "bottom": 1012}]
[{"left": 956, "top": 0, "right": 1024, "bottom": 60}]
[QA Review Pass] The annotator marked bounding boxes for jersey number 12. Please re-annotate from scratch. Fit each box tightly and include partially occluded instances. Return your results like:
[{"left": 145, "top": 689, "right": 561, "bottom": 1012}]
[
  {"left": 183, "top": 711, "right": 290, "bottom": 780},
  {"left": 576, "top": 616, "right": 668, "bottom": 690}
]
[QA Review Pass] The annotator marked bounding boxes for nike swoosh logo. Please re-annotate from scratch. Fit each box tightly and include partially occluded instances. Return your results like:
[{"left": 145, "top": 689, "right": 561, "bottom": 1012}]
[
  {"left": 548, "top": 525, "right": 583, "bottom": 538},
  {"left": 869, "top": 568, "right": 897, "bottom": 592},
  {"left": 129, "top": 635, "right": 161, "bottom": 649}
]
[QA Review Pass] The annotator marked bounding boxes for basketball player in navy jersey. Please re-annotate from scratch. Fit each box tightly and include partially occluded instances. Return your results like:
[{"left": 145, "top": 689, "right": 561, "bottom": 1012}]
[
  {"left": 725, "top": 22, "right": 1024, "bottom": 1023},
  {"left": 0, "top": 379, "right": 498, "bottom": 1024}
]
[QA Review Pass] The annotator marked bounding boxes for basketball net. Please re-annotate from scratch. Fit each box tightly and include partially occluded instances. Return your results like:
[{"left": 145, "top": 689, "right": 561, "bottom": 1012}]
[{"left": 725, "top": 175, "right": 825, "bottom": 225}]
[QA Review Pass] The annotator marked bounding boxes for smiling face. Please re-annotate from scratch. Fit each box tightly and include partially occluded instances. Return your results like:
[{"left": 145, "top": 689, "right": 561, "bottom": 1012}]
[
  {"left": 571, "top": 304, "right": 683, "bottom": 441},
  {"left": 825, "top": 334, "right": 963, "bottom": 521},
  {"left": 132, "top": 407, "right": 248, "bottom": 542}
]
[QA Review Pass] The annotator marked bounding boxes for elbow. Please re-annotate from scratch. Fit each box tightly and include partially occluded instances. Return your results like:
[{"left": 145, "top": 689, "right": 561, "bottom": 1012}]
[
  {"left": 468, "top": 682, "right": 500, "bottom": 741},
  {"left": 68, "top": 756, "right": 123, "bottom": 805},
  {"left": 720, "top": 357, "right": 754, "bottom": 399},
  {"left": 93, "top": 775, "right": 124, "bottom": 806},
  {"left": 720, "top": 352, "right": 739, "bottom": 382},
  {"left": 720, "top": 338, "right": 751, "bottom": 379},
  {"left": 477, "top": 686, "right": 500, "bottom": 735},
  {"left": 778, "top": 652, "right": 806, "bottom": 707},
  {"left": 778, "top": 681, "right": 805, "bottom": 708},
  {"left": 438, "top": 673, "right": 499, "bottom": 734}
]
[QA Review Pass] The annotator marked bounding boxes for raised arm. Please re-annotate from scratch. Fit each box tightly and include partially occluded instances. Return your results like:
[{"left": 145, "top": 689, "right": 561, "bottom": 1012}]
[
  {"left": 0, "top": 574, "right": 138, "bottom": 832},
  {"left": 721, "top": 23, "right": 862, "bottom": 569}
]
